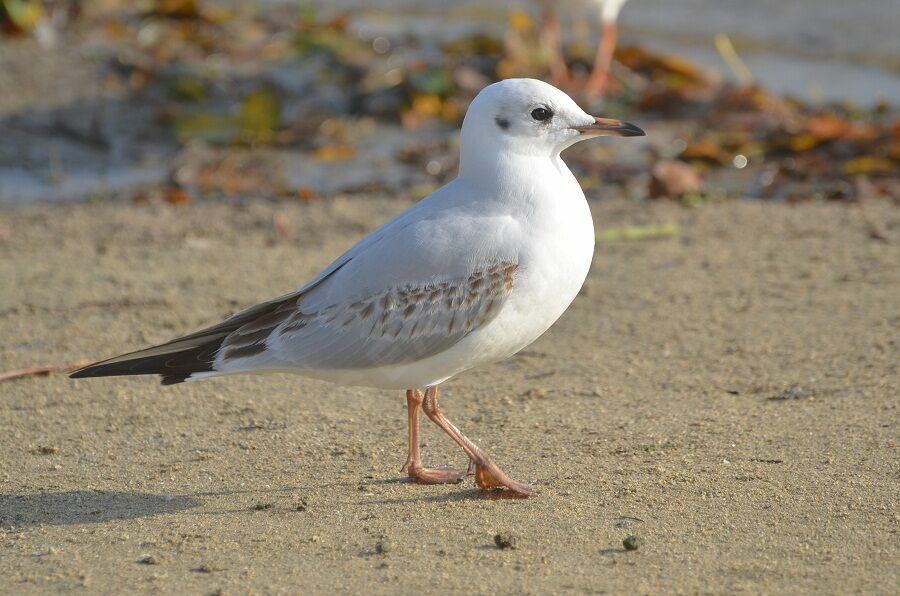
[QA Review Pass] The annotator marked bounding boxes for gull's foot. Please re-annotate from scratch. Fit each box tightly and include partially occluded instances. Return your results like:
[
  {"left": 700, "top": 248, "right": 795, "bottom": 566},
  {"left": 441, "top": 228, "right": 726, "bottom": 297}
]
[
  {"left": 406, "top": 462, "right": 466, "bottom": 485},
  {"left": 474, "top": 461, "right": 533, "bottom": 497}
]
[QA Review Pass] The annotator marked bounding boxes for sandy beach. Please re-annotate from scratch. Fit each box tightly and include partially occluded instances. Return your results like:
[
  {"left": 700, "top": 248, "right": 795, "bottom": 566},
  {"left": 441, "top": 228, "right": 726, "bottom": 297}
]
[{"left": 1, "top": 196, "right": 897, "bottom": 594}]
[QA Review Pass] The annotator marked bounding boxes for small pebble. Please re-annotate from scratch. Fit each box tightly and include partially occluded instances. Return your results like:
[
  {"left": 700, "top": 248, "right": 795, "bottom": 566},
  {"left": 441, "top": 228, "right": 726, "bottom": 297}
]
[
  {"left": 375, "top": 538, "right": 392, "bottom": 554},
  {"left": 253, "top": 502, "right": 272, "bottom": 511},
  {"left": 295, "top": 499, "right": 308, "bottom": 512},
  {"left": 38, "top": 446, "right": 60, "bottom": 455},
  {"left": 137, "top": 555, "right": 158, "bottom": 565},
  {"left": 494, "top": 533, "right": 518, "bottom": 550},
  {"left": 622, "top": 535, "right": 642, "bottom": 551},
  {"left": 523, "top": 388, "right": 546, "bottom": 400}
]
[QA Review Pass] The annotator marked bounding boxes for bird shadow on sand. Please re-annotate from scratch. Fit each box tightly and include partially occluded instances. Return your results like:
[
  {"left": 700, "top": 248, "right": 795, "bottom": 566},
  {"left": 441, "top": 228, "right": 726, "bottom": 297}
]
[
  {"left": 367, "top": 486, "right": 531, "bottom": 505},
  {"left": 0, "top": 490, "right": 200, "bottom": 528},
  {"left": 191, "top": 477, "right": 528, "bottom": 506}
]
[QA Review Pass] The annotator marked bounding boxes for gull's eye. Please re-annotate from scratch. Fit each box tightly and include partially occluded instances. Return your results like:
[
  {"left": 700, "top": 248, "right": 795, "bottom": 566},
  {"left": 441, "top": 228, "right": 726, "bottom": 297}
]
[{"left": 531, "top": 107, "right": 553, "bottom": 122}]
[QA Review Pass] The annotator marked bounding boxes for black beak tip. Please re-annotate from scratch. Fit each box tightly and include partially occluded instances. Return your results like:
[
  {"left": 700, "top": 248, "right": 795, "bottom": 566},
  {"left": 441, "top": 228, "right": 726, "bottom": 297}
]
[
  {"left": 621, "top": 122, "right": 646, "bottom": 137},
  {"left": 574, "top": 119, "right": 647, "bottom": 137}
]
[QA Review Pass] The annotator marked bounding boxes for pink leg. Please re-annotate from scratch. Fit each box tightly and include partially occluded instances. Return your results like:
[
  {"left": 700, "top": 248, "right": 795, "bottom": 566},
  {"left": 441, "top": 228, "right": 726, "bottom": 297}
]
[
  {"left": 421, "top": 386, "right": 532, "bottom": 497},
  {"left": 401, "top": 389, "right": 467, "bottom": 484},
  {"left": 585, "top": 19, "right": 619, "bottom": 98}
]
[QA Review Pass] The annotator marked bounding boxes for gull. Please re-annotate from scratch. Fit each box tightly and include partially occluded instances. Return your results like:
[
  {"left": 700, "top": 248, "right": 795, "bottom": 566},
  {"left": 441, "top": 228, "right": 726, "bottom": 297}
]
[
  {"left": 71, "top": 79, "right": 644, "bottom": 496},
  {"left": 541, "top": 0, "right": 630, "bottom": 97}
]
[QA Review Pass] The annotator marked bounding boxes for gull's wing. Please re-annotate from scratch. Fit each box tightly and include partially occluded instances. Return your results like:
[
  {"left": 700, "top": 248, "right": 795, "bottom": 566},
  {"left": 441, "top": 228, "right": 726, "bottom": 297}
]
[
  {"left": 216, "top": 184, "right": 523, "bottom": 373},
  {"left": 216, "top": 258, "right": 518, "bottom": 372}
]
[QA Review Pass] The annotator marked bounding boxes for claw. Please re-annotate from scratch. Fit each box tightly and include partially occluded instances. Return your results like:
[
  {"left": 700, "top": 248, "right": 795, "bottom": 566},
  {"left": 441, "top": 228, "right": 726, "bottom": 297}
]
[
  {"left": 407, "top": 463, "right": 466, "bottom": 485},
  {"left": 474, "top": 463, "right": 533, "bottom": 496}
]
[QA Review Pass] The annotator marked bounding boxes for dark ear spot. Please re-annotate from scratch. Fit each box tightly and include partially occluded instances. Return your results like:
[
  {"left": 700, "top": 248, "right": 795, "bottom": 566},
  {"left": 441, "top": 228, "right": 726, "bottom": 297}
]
[{"left": 494, "top": 116, "right": 510, "bottom": 131}]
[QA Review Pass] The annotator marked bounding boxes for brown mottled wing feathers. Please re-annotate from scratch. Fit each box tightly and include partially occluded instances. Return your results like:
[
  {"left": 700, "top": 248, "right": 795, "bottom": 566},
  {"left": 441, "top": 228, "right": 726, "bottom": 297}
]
[{"left": 221, "top": 260, "right": 519, "bottom": 370}]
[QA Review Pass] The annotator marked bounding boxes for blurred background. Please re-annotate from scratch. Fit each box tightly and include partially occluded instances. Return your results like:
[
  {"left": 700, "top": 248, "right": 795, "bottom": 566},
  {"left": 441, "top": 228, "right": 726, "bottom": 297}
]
[{"left": 0, "top": 0, "right": 897, "bottom": 206}]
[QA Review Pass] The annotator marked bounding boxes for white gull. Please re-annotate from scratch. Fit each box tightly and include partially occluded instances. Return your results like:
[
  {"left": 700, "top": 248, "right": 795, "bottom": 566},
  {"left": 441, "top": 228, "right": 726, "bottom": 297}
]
[{"left": 72, "top": 78, "right": 645, "bottom": 496}]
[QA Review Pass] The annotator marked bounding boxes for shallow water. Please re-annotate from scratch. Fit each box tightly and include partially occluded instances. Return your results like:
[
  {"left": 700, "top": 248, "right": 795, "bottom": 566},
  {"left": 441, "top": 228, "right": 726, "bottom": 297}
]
[{"left": 305, "top": 0, "right": 900, "bottom": 105}]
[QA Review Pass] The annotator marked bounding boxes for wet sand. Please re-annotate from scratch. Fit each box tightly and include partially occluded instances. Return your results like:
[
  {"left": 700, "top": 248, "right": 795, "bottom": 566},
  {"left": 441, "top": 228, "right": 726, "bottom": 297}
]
[{"left": 0, "top": 197, "right": 897, "bottom": 594}]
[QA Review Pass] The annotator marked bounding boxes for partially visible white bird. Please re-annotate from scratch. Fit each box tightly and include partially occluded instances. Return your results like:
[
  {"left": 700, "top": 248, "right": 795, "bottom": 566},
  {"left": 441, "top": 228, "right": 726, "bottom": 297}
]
[
  {"left": 72, "top": 79, "right": 645, "bottom": 497},
  {"left": 540, "top": 0, "right": 630, "bottom": 98}
]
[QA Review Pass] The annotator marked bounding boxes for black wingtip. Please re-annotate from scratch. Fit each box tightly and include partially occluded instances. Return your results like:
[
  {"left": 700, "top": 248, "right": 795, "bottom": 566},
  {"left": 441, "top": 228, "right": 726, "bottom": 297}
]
[
  {"left": 66, "top": 345, "right": 215, "bottom": 382},
  {"left": 69, "top": 362, "right": 189, "bottom": 385},
  {"left": 68, "top": 360, "right": 137, "bottom": 379},
  {"left": 66, "top": 288, "right": 309, "bottom": 386}
]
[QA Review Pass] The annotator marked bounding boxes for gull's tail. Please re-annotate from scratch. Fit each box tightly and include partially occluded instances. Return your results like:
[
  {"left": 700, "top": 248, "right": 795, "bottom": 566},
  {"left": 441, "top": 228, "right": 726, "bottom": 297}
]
[
  {"left": 69, "top": 335, "right": 225, "bottom": 386},
  {"left": 70, "top": 291, "right": 302, "bottom": 385}
]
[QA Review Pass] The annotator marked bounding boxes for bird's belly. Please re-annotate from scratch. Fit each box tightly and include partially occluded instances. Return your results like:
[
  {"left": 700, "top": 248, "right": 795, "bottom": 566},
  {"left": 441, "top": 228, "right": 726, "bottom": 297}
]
[{"left": 315, "top": 223, "right": 594, "bottom": 390}]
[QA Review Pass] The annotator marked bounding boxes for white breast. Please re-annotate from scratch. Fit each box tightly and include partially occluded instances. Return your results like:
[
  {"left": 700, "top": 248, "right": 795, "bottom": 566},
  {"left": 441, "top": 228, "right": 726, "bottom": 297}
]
[{"left": 468, "top": 163, "right": 595, "bottom": 363}]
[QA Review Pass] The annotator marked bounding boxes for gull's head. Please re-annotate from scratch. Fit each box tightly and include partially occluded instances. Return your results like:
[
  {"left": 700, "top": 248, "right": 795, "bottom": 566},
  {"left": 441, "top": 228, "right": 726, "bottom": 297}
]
[{"left": 460, "top": 78, "right": 644, "bottom": 160}]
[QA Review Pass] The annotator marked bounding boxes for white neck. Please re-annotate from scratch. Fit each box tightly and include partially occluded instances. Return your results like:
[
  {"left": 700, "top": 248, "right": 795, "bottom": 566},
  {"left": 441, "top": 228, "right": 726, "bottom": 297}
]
[{"left": 458, "top": 145, "right": 571, "bottom": 193}]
